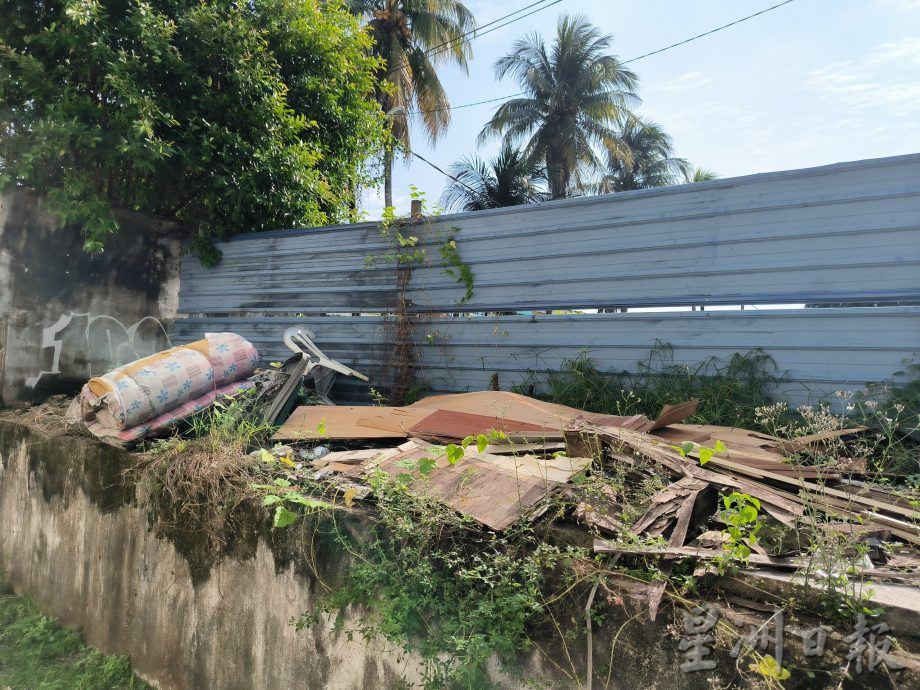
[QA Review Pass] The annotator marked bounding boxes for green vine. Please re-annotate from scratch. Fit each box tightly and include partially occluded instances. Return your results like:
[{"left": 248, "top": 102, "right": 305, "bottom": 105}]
[
  {"left": 364, "top": 189, "right": 475, "bottom": 305},
  {"left": 439, "top": 236, "right": 474, "bottom": 305}
]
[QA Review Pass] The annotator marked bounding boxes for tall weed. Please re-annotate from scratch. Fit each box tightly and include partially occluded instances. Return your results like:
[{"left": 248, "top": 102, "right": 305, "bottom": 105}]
[{"left": 517, "top": 344, "right": 781, "bottom": 428}]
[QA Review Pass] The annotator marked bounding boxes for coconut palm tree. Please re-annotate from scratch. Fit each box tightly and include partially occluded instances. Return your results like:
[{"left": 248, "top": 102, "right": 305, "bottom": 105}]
[
  {"left": 684, "top": 167, "right": 719, "bottom": 183},
  {"left": 593, "top": 115, "right": 690, "bottom": 193},
  {"left": 440, "top": 143, "right": 547, "bottom": 212},
  {"left": 479, "top": 15, "right": 638, "bottom": 199},
  {"left": 348, "top": 0, "right": 476, "bottom": 209}
]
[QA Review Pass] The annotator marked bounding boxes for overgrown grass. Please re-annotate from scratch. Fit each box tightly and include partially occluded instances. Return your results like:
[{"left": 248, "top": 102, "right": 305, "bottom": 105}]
[
  {"left": 293, "top": 471, "right": 582, "bottom": 690},
  {"left": 516, "top": 344, "right": 781, "bottom": 428},
  {"left": 0, "top": 582, "right": 147, "bottom": 689},
  {"left": 135, "top": 392, "right": 276, "bottom": 553}
]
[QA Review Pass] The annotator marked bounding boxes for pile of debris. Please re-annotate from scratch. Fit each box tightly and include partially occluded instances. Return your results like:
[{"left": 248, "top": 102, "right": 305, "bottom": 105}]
[
  {"left": 60, "top": 330, "right": 918, "bottom": 621},
  {"left": 271, "top": 390, "right": 920, "bottom": 616}
]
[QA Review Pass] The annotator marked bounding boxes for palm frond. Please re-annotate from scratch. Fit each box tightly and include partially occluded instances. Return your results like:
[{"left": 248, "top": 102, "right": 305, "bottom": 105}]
[
  {"left": 482, "top": 14, "right": 638, "bottom": 198},
  {"left": 440, "top": 143, "right": 547, "bottom": 212}
]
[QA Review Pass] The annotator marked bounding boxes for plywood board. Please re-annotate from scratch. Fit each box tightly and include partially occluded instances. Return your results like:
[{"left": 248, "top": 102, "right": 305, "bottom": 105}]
[
  {"left": 471, "top": 452, "right": 593, "bottom": 483},
  {"left": 408, "top": 391, "right": 590, "bottom": 429},
  {"left": 354, "top": 408, "right": 432, "bottom": 435},
  {"left": 376, "top": 451, "right": 562, "bottom": 530},
  {"left": 408, "top": 409, "right": 548, "bottom": 441},
  {"left": 273, "top": 406, "right": 408, "bottom": 440}
]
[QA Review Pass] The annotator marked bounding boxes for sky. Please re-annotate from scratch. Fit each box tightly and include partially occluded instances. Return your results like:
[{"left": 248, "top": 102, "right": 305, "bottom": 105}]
[{"left": 359, "top": 0, "right": 920, "bottom": 217}]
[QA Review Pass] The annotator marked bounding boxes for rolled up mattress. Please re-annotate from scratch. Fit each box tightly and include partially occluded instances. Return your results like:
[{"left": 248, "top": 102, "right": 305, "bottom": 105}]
[{"left": 80, "top": 332, "right": 258, "bottom": 430}]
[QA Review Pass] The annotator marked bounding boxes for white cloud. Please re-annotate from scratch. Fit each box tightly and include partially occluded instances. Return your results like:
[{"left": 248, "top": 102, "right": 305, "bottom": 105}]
[
  {"left": 804, "top": 38, "right": 920, "bottom": 116},
  {"left": 359, "top": 189, "right": 414, "bottom": 220},
  {"left": 876, "top": 0, "right": 920, "bottom": 11},
  {"left": 652, "top": 71, "right": 714, "bottom": 93},
  {"left": 869, "top": 36, "right": 920, "bottom": 66}
]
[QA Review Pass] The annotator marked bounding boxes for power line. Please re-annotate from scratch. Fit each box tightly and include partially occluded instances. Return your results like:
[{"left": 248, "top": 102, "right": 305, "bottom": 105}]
[
  {"left": 620, "top": 0, "right": 797, "bottom": 65},
  {"left": 408, "top": 149, "right": 479, "bottom": 196},
  {"left": 400, "top": 0, "right": 553, "bottom": 66},
  {"left": 385, "top": 0, "right": 562, "bottom": 78},
  {"left": 411, "top": 0, "right": 798, "bottom": 115}
]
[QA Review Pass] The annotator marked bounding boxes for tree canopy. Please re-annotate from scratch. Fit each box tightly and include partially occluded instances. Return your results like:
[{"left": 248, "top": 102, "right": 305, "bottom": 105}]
[
  {"left": 441, "top": 143, "right": 547, "bottom": 212},
  {"left": 479, "top": 14, "right": 638, "bottom": 199},
  {"left": 594, "top": 115, "right": 691, "bottom": 193},
  {"left": 347, "top": 0, "right": 476, "bottom": 208},
  {"left": 0, "top": 0, "right": 383, "bottom": 260}
]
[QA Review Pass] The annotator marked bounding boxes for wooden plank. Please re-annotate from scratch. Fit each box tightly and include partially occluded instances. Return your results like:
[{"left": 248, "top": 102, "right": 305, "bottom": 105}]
[
  {"left": 273, "top": 406, "right": 408, "bottom": 440},
  {"left": 702, "top": 455, "right": 920, "bottom": 521},
  {"left": 376, "top": 453, "right": 561, "bottom": 531},
  {"left": 408, "top": 409, "right": 549, "bottom": 442},
  {"left": 593, "top": 541, "right": 800, "bottom": 568},
  {"left": 482, "top": 441, "right": 567, "bottom": 455},
  {"left": 593, "top": 541, "right": 920, "bottom": 582}
]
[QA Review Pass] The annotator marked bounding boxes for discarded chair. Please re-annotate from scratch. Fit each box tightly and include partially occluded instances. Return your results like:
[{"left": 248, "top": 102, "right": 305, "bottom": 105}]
[{"left": 262, "top": 328, "right": 369, "bottom": 424}]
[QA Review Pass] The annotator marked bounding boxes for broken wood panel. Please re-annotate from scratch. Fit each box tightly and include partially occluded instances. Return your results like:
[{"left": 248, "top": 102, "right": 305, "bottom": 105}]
[
  {"left": 274, "top": 406, "right": 409, "bottom": 440},
  {"left": 702, "top": 454, "right": 920, "bottom": 521},
  {"left": 408, "top": 409, "right": 551, "bottom": 442},
  {"left": 469, "top": 452, "right": 593, "bottom": 484},
  {"left": 648, "top": 400, "right": 701, "bottom": 431},
  {"left": 376, "top": 454, "right": 562, "bottom": 530}
]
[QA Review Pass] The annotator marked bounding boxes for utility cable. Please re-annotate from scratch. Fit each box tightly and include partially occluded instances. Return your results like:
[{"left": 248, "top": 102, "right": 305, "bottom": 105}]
[
  {"left": 411, "top": 0, "right": 798, "bottom": 114},
  {"left": 407, "top": 149, "right": 480, "bottom": 196},
  {"left": 384, "top": 0, "right": 563, "bottom": 78}
]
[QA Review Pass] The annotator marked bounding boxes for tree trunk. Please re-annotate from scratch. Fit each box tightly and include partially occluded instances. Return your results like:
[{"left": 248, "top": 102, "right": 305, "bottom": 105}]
[
  {"left": 384, "top": 139, "right": 394, "bottom": 209},
  {"left": 546, "top": 148, "right": 566, "bottom": 199}
]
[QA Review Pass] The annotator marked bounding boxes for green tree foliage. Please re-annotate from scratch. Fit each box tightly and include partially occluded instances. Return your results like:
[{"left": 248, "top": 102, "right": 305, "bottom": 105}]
[
  {"left": 684, "top": 167, "right": 720, "bottom": 183},
  {"left": 0, "top": 0, "right": 383, "bottom": 260},
  {"left": 479, "top": 14, "right": 638, "bottom": 199},
  {"left": 440, "top": 143, "right": 547, "bottom": 212},
  {"left": 347, "top": 0, "right": 476, "bottom": 209},
  {"left": 593, "top": 114, "right": 691, "bottom": 193}
]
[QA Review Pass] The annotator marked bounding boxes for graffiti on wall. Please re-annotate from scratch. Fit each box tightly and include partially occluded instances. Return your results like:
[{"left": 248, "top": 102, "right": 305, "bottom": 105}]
[{"left": 25, "top": 311, "right": 172, "bottom": 389}]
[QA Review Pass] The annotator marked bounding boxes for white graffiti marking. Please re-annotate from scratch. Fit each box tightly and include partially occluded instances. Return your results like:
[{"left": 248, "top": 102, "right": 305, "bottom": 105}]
[{"left": 25, "top": 311, "right": 171, "bottom": 388}]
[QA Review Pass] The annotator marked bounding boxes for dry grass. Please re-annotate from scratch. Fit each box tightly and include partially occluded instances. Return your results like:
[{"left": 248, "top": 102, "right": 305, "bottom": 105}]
[
  {"left": 136, "top": 441, "right": 259, "bottom": 541},
  {"left": 131, "top": 398, "right": 276, "bottom": 550},
  {"left": 0, "top": 395, "right": 84, "bottom": 438}
]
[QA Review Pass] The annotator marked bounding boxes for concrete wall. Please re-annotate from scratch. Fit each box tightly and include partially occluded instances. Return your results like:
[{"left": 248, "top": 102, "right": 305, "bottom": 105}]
[
  {"left": 0, "top": 187, "right": 182, "bottom": 406},
  {"left": 1, "top": 419, "right": 917, "bottom": 689}
]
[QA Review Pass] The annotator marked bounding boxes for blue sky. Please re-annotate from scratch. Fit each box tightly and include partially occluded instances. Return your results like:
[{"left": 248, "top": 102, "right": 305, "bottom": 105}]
[{"left": 360, "top": 0, "right": 920, "bottom": 217}]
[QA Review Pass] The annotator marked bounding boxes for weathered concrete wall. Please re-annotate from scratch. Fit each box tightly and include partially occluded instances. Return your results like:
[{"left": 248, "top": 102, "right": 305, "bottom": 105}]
[
  {"left": 0, "top": 188, "right": 181, "bottom": 405},
  {"left": 0, "top": 421, "right": 425, "bottom": 690},
  {"left": 0, "top": 421, "right": 917, "bottom": 689}
]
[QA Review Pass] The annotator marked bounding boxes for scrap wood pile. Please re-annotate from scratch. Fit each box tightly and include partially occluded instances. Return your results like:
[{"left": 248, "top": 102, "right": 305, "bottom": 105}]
[
  {"left": 57, "top": 329, "right": 919, "bottom": 612},
  {"left": 274, "top": 392, "right": 920, "bottom": 584}
]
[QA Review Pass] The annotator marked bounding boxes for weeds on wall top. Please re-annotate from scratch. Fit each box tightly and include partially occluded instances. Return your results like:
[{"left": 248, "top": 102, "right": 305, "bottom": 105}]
[{"left": 516, "top": 343, "right": 782, "bottom": 429}]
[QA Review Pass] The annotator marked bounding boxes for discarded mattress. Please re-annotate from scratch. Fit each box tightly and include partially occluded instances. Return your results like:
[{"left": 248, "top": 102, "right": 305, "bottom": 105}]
[{"left": 75, "top": 332, "right": 258, "bottom": 445}]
